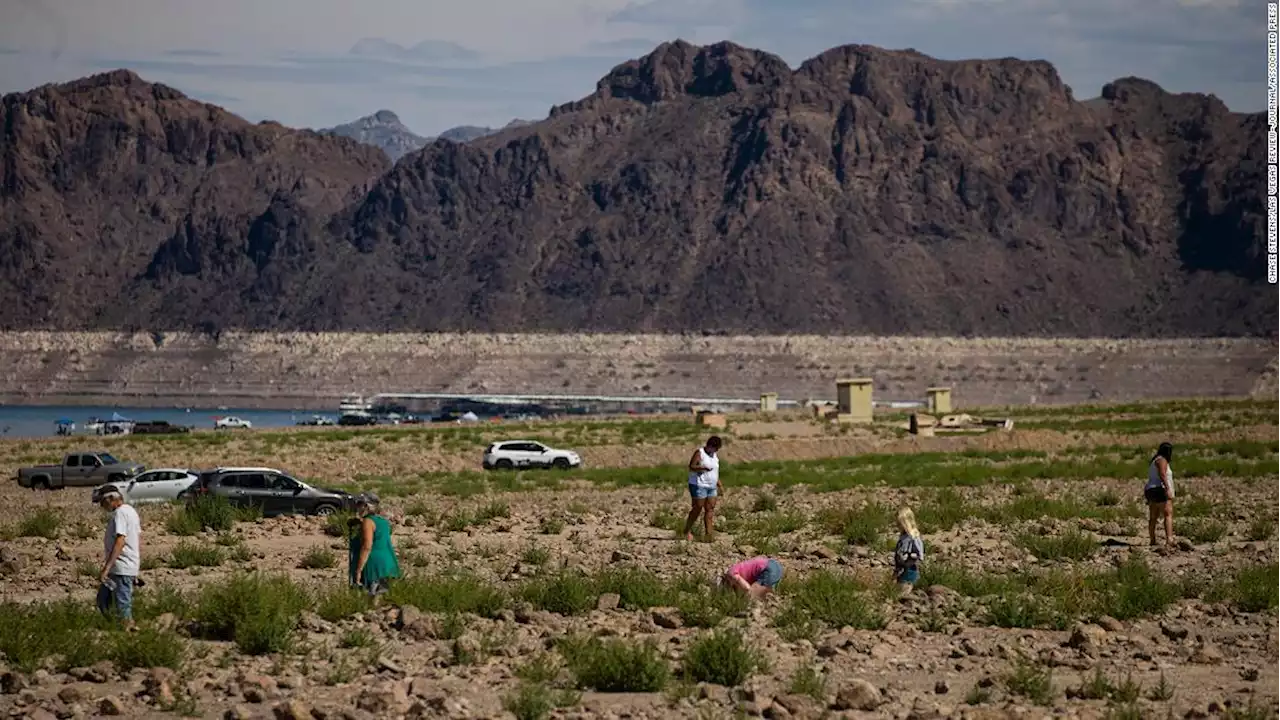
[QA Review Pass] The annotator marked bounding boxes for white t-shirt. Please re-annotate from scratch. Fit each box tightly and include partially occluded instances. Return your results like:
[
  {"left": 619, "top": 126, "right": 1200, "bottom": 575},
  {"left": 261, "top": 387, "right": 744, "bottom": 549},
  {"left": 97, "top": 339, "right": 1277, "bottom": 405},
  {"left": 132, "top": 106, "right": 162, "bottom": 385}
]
[
  {"left": 688, "top": 448, "right": 720, "bottom": 488},
  {"left": 103, "top": 504, "right": 141, "bottom": 576}
]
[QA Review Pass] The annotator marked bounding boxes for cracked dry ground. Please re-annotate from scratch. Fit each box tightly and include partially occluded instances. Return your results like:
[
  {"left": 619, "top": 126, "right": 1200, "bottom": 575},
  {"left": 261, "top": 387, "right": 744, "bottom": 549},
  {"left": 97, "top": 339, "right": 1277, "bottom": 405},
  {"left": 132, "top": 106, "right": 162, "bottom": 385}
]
[{"left": 0, "top": 400, "right": 1276, "bottom": 720}]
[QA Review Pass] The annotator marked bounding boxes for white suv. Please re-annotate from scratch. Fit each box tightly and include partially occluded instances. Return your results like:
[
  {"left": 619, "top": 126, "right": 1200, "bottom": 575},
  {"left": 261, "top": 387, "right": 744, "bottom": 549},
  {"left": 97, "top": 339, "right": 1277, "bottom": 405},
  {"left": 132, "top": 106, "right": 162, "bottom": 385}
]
[
  {"left": 483, "top": 441, "right": 581, "bottom": 470},
  {"left": 215, "top": 416, "right": 253, "bottom": 429}
]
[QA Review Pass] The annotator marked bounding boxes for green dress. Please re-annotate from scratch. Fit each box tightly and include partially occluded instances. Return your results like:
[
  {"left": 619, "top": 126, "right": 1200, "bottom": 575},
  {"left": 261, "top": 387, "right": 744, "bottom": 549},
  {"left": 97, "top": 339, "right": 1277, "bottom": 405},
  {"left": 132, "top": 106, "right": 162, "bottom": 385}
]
[{"left": 348, "top": 514, "right": 401, "bottom": 592}]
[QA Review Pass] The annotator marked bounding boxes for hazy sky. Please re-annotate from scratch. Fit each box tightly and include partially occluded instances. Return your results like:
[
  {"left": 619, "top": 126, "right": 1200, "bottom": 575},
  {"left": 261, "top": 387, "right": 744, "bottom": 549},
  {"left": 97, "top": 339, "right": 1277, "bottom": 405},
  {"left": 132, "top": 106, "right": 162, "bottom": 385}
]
[{"left": 0, "top": 0, "right": 1262, "bottom": 135}]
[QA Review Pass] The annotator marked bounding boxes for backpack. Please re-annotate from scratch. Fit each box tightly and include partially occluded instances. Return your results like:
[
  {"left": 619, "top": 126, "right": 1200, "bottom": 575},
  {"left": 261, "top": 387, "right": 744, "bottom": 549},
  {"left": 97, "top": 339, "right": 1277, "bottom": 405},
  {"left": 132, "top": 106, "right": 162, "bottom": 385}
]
[{"left": 894, "top": 534, "right": 921, "bottom": 570}]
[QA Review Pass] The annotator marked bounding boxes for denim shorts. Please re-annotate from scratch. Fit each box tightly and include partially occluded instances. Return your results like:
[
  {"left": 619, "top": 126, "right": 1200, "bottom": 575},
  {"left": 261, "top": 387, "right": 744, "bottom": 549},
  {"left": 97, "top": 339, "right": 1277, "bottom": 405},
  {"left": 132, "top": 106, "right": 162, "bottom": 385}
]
[
  {"left": 897, "top": 567, "right": 920, "bottom": 584},
  {"left": 97, "top": 574, "right": 135, "bottom": 620},
  {"left": 756, "top": 559, "right": 784, "bottom": 588},
  {"left": 689, "top": 484, "right": 718, "bottom": 499}
]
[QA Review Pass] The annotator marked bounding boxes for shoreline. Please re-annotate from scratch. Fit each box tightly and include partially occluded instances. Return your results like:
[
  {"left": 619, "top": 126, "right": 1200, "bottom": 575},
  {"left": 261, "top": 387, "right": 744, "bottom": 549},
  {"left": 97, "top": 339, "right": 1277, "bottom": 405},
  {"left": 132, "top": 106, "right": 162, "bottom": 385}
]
[
  {"left": 0, "top": 393, "right": 337, "bottom": 412},
  {"left": 0, "top": 331, "right": 1273, "bottom": 410}
]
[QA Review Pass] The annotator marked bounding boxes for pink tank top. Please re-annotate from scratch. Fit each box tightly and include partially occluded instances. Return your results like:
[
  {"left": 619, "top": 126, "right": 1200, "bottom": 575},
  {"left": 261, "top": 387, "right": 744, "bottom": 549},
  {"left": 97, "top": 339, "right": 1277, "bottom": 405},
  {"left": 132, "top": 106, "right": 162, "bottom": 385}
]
[{"left": 728, "top": 556, "right": 770, "bottom": 583}]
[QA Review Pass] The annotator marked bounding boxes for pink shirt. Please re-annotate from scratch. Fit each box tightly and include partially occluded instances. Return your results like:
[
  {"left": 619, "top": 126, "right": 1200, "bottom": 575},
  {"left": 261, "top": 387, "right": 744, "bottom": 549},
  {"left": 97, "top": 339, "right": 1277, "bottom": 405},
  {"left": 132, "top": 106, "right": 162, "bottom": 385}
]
[{"left": 728, "top": 556, "right": 770, "bottom": 584}]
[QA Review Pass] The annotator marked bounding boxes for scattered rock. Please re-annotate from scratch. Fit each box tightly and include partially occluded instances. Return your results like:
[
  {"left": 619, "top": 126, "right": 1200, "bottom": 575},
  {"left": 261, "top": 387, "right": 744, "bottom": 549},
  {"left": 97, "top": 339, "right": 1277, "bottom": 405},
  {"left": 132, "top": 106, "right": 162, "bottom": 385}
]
[
  {"left": 377, "top": 656, "right": 406, "bottom": 675},
  {"left": 597, "top": 593, "right": 621, "bottom": 611},
  {"left": 1161, "top": 622, "right": 1189, "bottom": 641},
  {"left": 1189, "top": 642, "right": 1224, "bottom": 664},
  {"left": 610, "top": 550, "right": 633, "bottom": 563},
  {"left": 57, "top": 684, "right": 89, "bottom": 704},
  {"left": 1241, "top": 668, "right": 1260, "bottom": 681},
  {"left": 831, "top": 679, "right": 882, "bottom": 711},
  {"left": 272, "top": 699, "right": 312, "bottom": 720},
  {"left": 97, "top": 696, "right": 126, "bottom": 715},
  {"left": 934, "top": 680, "right": 950, "bottom": 694},
  {"left": 1068, "top": 623, "right": 1107, "bottom": 655},
  {"left": 1, "top": 670, "right": 29, "bottom": 694},
  {"left": 0, "top": 547, "right": 25, "bottom": 575},
  {"left": 651, "top": 607, "right": 683, "bottom": 629},
  {"left": 1177, "top": 538, "right": 1195, "bottom": 552},
  {"left": 773, "top": 694, "right": 813, "bottom": 715},
  {"left": 356, "top": 683, "right": 408, "bottom": 714},
  {"left": 1096, "top": 616, "right": 1124, "bottom": 632}
]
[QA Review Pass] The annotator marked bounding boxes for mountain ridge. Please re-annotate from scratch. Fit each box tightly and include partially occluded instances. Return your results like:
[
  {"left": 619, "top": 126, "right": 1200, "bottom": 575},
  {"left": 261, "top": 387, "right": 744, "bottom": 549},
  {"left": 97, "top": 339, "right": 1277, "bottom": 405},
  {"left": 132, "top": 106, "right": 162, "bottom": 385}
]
[
  {"left": 0, "top": 40, "right": 1272, "bottom": 336},
  {"left": 319, "top": 111, "right": 535, "bottom": 161}
]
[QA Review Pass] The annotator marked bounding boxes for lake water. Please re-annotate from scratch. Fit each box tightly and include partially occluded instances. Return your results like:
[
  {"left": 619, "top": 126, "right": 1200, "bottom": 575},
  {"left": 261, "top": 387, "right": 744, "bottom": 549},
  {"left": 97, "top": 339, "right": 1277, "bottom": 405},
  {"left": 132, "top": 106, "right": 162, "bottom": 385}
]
[{"left": 0, "top": 404, "right": 322, "bottom": 439}]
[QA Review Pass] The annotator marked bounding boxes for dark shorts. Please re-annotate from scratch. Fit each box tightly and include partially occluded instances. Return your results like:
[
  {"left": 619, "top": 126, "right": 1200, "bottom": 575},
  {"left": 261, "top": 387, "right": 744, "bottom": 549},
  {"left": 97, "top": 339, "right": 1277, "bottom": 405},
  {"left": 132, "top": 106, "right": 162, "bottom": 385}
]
[
  {"left": 897, "top": 567, "right": 920, "bottom": 584},
  {"left": 1144, "top": 486, "right": 1169, "bottom": 504}
]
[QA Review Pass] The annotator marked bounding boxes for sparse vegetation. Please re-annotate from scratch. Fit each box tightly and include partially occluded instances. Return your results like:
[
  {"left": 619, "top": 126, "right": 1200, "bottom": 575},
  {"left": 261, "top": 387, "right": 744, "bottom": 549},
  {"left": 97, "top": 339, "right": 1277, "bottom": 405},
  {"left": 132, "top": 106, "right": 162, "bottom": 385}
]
[
  {"left": 0, "top": 396, "right": 1272, "bottom": 717},
  {"left": 558, "top": 635, "right": 669, "bottom": 692}
]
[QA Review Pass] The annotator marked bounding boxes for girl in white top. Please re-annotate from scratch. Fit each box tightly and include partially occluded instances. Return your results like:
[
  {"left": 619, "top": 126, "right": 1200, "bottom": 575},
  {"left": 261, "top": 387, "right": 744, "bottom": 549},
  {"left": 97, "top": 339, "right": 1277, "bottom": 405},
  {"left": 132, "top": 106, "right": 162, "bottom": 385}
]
[
  {"left": 683, "top": 436, "right": 723, "bottom": 542},
  {"left": 1143, "top": 442, "right": 1175, "bottom": 548}
]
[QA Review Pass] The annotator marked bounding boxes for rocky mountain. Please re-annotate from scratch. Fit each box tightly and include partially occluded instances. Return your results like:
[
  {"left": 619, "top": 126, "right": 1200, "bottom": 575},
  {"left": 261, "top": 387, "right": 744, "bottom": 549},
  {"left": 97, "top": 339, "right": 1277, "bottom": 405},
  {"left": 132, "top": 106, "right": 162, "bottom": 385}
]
[
  {"left": 321, "top": 113, "right": 535, "bottom": 161},
  {"left": 0, "top": 41, "right": 1273, "bottom": 336},
  {"left": 319, "top": 110, "right": 429, "bottom": 162}
]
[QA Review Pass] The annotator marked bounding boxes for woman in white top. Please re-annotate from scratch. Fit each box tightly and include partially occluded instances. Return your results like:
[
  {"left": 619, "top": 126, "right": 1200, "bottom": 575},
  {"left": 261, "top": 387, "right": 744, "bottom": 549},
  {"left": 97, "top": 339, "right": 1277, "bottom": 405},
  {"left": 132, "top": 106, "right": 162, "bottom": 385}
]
[
  {"left": 1143, "top": 442, "right": 1175, "bottom": 548},
  {"left": 683, "top": 436, "right": 723, "bottom": 542}
]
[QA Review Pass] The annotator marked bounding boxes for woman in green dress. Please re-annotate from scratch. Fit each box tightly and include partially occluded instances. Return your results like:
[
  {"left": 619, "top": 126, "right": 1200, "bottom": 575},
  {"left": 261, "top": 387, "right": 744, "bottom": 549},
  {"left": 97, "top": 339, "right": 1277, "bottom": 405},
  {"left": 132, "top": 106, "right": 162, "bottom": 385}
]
[{"left": 348, "top": 492, "right": 401, "bottom": 603}]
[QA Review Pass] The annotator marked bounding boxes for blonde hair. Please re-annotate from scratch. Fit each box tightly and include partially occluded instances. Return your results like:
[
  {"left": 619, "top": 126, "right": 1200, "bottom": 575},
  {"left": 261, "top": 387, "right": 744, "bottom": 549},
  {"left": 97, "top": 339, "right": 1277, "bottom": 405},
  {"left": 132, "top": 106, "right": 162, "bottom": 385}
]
[{"left": 896, "top": 507, "right": 919, "bottom": 538}]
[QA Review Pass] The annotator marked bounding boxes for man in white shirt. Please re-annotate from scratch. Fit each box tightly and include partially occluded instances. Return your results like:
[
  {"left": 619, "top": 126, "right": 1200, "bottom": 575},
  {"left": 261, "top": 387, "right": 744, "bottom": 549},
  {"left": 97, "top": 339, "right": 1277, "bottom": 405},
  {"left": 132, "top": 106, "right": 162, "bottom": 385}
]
[{"left": 97, "top": 489, "right": 141, "bottom": 630}]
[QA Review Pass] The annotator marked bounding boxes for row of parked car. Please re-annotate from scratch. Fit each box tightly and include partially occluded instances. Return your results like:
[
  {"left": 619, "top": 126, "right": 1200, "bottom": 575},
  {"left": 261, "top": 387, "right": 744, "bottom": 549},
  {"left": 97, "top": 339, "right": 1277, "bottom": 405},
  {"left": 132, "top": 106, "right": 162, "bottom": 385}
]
[{"left": 15, "top": 440, "right": 584, "bottom": 518}]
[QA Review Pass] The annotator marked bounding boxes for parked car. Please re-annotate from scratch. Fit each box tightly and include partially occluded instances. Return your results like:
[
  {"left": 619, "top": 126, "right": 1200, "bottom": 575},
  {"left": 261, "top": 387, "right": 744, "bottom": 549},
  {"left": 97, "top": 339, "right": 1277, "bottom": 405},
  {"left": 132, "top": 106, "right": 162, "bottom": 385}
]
[
  {"left": 482, "top": 440, "right": 582, "bottom": 470},
  {"left": 215, "top": 416, "right": 253, "bottom": 430},
  {"left": 185, "top": 467, "right": 355, "bottom": 517},
  {"left": 17, "top": 452, "right": 146, "bottom": 489},
  {"left": 92, "top": 468, "right": 198, "bottom": 504},
  {"left": 132, "top": 420, "right": 192, "bottom": 435}
]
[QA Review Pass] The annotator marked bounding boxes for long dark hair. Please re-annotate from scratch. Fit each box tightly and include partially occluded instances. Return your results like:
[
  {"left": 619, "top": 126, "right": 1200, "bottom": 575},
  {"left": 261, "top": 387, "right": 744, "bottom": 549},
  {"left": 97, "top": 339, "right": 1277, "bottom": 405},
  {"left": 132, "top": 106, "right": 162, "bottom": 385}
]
[{"left": 1151, "top": 442, "right": 1173, "bottom": 464}]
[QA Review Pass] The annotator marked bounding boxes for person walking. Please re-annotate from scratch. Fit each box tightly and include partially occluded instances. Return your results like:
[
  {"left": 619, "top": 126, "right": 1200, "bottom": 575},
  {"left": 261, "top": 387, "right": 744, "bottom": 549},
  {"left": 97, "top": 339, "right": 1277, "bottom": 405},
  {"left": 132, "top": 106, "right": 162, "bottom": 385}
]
[
  {"left": 893, "top": 507, "right": 925, "bottom": 595},
  {"left": 683, "top": 436, "right": 723, "bottom": 542},
  {"left": 1144, "top": 442, "right": 1175, "bottom": 548},
  {"left": 97, "top": 489, "right": 141, "bottom": 630},
  {"left": 348, "top": 493, "right": 401, "bottom": 604}
]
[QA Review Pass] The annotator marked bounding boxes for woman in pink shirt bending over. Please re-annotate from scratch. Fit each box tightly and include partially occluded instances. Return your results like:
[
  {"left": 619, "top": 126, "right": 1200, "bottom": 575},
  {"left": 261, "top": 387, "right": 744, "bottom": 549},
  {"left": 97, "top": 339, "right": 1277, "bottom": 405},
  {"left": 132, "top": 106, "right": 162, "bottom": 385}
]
[{"left": 720, "top": 556, "right": 784, "bottom": 601}]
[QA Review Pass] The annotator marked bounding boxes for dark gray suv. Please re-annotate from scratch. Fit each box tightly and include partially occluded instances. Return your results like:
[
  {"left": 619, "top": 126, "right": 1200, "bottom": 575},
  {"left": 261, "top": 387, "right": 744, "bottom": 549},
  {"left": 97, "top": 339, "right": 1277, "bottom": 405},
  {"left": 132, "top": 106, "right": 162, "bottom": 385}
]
[{"left": 186, "top": 467, "right": 355, "bottom": 517}]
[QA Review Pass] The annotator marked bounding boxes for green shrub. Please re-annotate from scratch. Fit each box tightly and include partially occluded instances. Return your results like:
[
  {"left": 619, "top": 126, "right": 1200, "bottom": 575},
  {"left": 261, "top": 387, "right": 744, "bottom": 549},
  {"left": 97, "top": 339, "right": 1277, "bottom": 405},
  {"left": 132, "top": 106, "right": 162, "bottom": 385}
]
[
  {"left": 1181, "top": 518, "right": 1228, "bottom": 544},
  {"left": 558, "top": 635, "right": 669, "bottom": 692},
  {"left": 314, "top": 585, "right": 371, "bottom": 622},
  {"left": 168, "top": 494, "right": 241, "bottom": 534},
  {"left": 190, "top": 573, "right": 310, "bottom": 654},
  {"left": 323, "top": 511, "right": 356, "bottom": 538},
  {"left": 676, "top": 585, "right": 749, "bottom": 628},
  {"left": 595, "top": 567, "right": 673, "bottom": 610},
  {"left": 681, "top": 629, "right": 764, "bottom": 687},
  {"left": 388, "top": 573, "right": 506, "bottom": 617},
  {"left": 778, "top": 570, "right": 885, "bottom": 631},
  {"left": 818, "top": 504, "right": 890, "bottom": 546},
  {"left": 299, "top": 547, "right": 338, "bottom": 569},
  {"left": 108, "top": 626, "right": 185, "bottom": 671},
  {"left": 1014, "top": 530, "right": 1097, "bottom": 561},
  {"left": 167, "top": 541, "right": 223, "bottom": 569},
  {"left": 17, "top": 508, "right": 61, "bottom": 539},
  {"left": 0, "top": 599, "right": 107, "bottom": 672},
  {"left": 520, "top": 571, "right": 597, "bottom": 616},
  {"left": 1218, "top": 561, "right": 1280, "bottom": 609},
  {"left": 1004, "top": 657, "right": 1054, "bottom": 705}
]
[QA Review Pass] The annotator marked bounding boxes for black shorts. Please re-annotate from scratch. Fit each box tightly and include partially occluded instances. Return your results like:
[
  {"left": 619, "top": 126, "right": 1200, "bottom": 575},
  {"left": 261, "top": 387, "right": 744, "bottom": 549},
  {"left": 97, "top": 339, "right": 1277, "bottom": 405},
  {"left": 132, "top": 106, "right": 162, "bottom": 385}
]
[{"left": 1144, "top": 486, "right": 1169, "bottom": 504}]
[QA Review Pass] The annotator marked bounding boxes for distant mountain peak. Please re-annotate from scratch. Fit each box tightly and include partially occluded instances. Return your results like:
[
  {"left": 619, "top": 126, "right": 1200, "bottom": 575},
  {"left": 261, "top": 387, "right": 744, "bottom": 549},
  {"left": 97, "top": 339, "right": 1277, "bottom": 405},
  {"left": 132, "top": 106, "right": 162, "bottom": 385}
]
[{"left": 321, "top": 111, "right": 537, "bottom": 160}]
